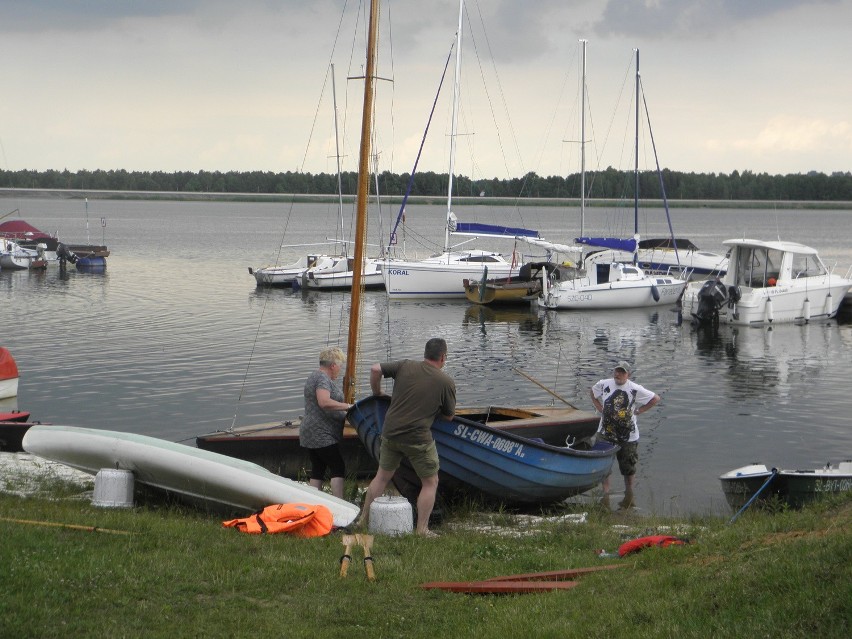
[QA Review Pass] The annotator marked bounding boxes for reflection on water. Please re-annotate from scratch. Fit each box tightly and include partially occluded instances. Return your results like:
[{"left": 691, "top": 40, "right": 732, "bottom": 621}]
[{"left": 2, "top": 197, "right": 851, "bottom": 517}]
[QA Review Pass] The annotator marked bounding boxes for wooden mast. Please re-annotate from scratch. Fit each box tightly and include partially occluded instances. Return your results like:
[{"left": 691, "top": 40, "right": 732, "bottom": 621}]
[{"left": 343, "top": 0, "right": 379, "bottom": 403}]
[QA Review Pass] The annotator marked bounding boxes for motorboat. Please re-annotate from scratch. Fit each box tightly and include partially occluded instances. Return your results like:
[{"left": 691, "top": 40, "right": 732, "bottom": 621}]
[
  {"left": 720, "top": 462, "right": 852, "bottom": 510},
  {"left": 682, "top": 239, "right": 852, "bottom": 325},
  {"left": 463, "top": 262, "right": 556, "bottom": 306}
]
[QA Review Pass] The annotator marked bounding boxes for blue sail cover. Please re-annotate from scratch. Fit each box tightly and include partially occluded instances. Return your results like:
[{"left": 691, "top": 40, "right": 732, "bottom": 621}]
[
  {"left": 453, "top": 222, "right": 540, "bottom": 239},
  {"left": 575, "top": 237, "right": 637, "bottom": 252}
]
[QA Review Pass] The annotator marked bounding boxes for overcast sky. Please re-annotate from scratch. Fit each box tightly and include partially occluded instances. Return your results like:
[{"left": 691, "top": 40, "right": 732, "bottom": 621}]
[{"left": 1, "top": 0, "right": 850, "bottom": 180}]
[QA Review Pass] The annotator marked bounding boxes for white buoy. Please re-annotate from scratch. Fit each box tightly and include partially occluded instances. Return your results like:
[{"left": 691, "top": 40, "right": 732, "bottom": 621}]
[
  {"left": 368, "top": 495, "right": 413, "bottom": 535},
  {"left": 91, "top": 469, "right": 135, "bottom": 508}
]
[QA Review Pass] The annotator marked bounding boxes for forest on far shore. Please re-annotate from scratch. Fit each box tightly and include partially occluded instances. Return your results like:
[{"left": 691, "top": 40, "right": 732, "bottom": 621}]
[{"left": 1, "top": 167, "right": 851, "bottom": 202}]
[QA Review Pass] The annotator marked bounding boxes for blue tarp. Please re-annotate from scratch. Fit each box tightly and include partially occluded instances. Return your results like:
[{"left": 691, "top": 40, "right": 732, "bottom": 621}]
[
  {"left": 575, "top": 236, "right": 637, "bottom": 252},
  {"left": 453, "top": 222, "right": 540, "bottom": 239}
]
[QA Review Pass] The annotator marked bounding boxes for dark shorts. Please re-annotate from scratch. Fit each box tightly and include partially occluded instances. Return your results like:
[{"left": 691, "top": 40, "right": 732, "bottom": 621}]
[
  {"left": 600, "top": 436, "right": 639, "bottom": 477},
  {"left": 306, "top": 444, "right": 346, "bottom": 480},
  {"left": 378, "top": 437, "right": 439, "bottom": 478}
]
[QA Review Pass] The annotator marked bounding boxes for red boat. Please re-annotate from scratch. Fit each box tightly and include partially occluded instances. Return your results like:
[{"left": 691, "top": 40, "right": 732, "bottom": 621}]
[{"left": 0, "top": 347, "right": 20, "bottom": 400}]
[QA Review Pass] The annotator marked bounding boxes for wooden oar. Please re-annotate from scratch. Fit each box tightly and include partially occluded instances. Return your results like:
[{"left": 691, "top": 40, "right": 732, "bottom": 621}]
[
  {"left": 0, "top": 517, "right": 131, "bottom": 536},
  {"left": 512, "top": 368, "right": 578, "bottom": 408}
]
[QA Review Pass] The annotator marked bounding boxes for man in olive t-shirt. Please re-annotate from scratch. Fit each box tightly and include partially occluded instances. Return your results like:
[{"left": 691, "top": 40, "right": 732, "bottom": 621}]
[{"left": 358, "top": 337, "right": 456, "bottom": 537}]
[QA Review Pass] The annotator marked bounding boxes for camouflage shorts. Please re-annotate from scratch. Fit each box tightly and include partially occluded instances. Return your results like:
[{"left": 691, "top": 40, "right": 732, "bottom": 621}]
[{"left": 600, "top": 438, "right": 639, "bottom": 476}]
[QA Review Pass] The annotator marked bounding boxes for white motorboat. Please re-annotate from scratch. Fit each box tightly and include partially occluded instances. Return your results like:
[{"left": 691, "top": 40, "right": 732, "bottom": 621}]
[{"left": 682, "top": 238, "right": 852, "bottom": 325}]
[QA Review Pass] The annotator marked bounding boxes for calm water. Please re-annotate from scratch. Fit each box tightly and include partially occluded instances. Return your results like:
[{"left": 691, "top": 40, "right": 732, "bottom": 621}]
[{"left": 2, "top": 194, "right": 851, "bottom": 517}]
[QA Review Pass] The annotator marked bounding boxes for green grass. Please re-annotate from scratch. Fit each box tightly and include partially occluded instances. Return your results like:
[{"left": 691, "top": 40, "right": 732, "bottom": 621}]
[{"left": 1, "top": 484, "right": 849, "bottom": 639}]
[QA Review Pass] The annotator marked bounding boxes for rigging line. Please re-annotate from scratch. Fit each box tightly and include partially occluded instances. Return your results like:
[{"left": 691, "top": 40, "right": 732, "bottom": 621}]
[
  {"left": 468, "top": 0, "right": 525, "bottom": 216},
  {"left": 388, "top": 40, "right": 456, "bottom": 246},
  {"left": 230, "top": 1, "right": 353, "bottom": 427},
  {"left": 640, "top": 79, "right": 678, "bottom": 262}
]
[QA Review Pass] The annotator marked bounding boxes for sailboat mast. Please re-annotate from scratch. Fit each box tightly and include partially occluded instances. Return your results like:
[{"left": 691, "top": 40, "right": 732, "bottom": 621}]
[
  {"left": 331, "top": 63, "right": 347, "bottom": 257},
  {"left": 444, "top": 0, "right": 464, "bottom": 254},
  {"left": 633, "top": 48, "right": 640, "bottom": 263},
  {"left": 579, "top": 39, "right": 587, "bottom": 239},
  {"left": 343, "top": 0, "right": 379, "bottom": 403}
]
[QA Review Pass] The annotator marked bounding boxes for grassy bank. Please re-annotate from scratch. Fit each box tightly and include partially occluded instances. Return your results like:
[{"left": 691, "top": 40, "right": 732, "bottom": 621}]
[{"left": 1, "top": 469, "right": 849, "bottom": 639}]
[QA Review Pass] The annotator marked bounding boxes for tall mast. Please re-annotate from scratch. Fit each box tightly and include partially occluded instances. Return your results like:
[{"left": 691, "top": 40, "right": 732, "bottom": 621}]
[
  {"left": 343, "top": 0, "right": 379, "bottom": 403},
  {"left": 444, "top": 0, "right": 464, "bottom": 254},
  {"left": 633, "top": 48, "right": 640, "bottom": 263},
  {"left": 579, "top": 39, "right": 587, "bottom": 239},
  {"left": 331, "top": 63, "right": 347, "bottom": 257}
]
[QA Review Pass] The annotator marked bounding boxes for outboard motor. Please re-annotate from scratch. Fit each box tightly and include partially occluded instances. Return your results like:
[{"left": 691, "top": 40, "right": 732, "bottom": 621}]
[
  {"left": 56, "top": 242, "right": 79, "bottom": 265},
  {"left": 692, "top": 278, "right": 728, "bottom": 324}
]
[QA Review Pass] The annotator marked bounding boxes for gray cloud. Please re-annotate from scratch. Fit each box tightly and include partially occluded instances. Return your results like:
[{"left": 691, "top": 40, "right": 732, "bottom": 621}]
[{"left": 593, "top": 0, "right": 840, "bottom": 38}]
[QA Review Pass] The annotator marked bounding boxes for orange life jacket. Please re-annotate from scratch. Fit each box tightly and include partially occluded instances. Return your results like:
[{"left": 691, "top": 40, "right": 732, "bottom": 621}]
[{"left": 222, "top": 503, "right": 334, "bottom": 538}]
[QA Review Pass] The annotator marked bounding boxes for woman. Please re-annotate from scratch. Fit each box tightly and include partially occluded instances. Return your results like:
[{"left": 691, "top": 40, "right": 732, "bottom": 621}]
[{"left": 300, "top": 347, "right": 352, "bottom": 499}]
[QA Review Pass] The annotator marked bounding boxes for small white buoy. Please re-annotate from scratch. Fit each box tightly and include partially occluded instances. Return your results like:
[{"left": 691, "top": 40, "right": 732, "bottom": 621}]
[
  {"left": 369, "top": 495, "right": 413, "bottom": 536},
  {"left": 91, "top": 469, "right": 135, "bottom": 508}
]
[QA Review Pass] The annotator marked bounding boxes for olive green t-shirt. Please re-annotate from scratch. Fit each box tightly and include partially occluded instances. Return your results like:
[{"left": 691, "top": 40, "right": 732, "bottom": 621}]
[{"left": 381, "top": 359, "right": 456, "bottom": 444}]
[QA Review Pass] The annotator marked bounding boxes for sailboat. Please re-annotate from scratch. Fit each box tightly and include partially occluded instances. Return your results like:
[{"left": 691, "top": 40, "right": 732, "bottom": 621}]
[
  {"left": 250, "top": 65, "right": 350, "bottom": 289},
  {"left": 381, "top": 0, "right": 549, "bottom": 301},
  {"left": 198, "top": 2, "right": 609, "bottom": 496},
  {"left": 539, "top": 49, "right": 688, "bottom": 310}
]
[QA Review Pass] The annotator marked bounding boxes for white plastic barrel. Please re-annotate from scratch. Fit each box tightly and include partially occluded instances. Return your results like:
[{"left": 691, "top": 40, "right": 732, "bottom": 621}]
[
  {"left": 91, "top": 468, "right": 135, "bottom": 508},
  {"left": 368, "top": 495, "right": 413, "bottom": 535}
]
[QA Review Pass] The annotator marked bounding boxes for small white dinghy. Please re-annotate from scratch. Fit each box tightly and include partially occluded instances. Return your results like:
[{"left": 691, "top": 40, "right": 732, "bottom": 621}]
[{"left": 22, "top": 425, "right": 359, "bottom": 527}]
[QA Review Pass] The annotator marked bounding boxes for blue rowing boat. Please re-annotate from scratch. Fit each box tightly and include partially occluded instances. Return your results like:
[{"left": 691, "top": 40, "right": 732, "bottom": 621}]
[{"left": 349, "top": 396, "right": 617, "bottom": 505}]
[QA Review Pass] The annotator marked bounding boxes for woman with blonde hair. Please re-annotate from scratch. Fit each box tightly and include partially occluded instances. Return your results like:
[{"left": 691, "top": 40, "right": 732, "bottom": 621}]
[{"left": 300, "top": 346, "right": 353, "bottom": 498}]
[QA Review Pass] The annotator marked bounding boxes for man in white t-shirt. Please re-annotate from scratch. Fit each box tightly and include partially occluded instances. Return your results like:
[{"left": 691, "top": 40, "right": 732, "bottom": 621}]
[{"left": 589, "top": 361, "right": 660, "bottom": 509}]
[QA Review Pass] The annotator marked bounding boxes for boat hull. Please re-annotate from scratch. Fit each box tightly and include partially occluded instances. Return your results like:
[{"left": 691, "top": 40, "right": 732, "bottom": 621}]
[
  {"left": 383, "top": 255, "right": 521, "bottom": 300},
  {"left": 542, "top": 277, "right": 686, "bottom": 310},
  {"left": 719, "top": 462, "right": 852, "bottom": 510},
  {"left": 0, "top": 417, "right": 39, "bottom": 452},
  {"left": 23, "top": 425, "right": 359, "bottom": 526},
  {"left": 683, "top": 238, "right": 852, "bottom": 325},
  {"left": 195, "top": 421, "right": 378, "bottom": 479},
  {"left": 349, "top": 396, "right": 615, "bottom": 506}
]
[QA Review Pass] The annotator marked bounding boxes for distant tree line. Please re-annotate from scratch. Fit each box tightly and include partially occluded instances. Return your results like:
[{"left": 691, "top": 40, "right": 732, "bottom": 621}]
[{"left": 2, "top": 167, "right": 851, "bottom": 201}]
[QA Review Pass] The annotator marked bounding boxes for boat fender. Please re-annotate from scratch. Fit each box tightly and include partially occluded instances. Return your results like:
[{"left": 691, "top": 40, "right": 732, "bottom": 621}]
[
  {"left": 651, "top": 284, "right": 660, "bottom": 302},
  {"left": 617, "top": 535, "right": 689, "bottom": 557}
]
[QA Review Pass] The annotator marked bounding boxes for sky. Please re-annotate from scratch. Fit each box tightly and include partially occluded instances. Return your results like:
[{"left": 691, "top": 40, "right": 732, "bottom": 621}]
[{"left": 1, "top": 0, "right": 850, "bottom": 180}]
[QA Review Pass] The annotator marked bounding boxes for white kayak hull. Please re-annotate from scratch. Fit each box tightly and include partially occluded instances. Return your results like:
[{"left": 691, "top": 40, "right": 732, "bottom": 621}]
[{"left": 22, "top": 425, "right": 359, "bottom": 527}]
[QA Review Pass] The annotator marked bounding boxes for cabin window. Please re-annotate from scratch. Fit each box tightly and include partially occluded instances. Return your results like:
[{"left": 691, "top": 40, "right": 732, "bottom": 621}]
[
  {"left": 735, "top": 247, "right": 784, "bottom": 288},
  {"left": 790, "top": 253, "right": 825, "bottom": 278}
]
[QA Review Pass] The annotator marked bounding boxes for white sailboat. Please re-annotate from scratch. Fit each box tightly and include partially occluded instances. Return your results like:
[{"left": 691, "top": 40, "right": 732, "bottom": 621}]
[
  {"left": 381, "top": 0, "right": 540, "bottom": 300},
  {"left": 539, "top": 48, "right": 688, "bottom": 310}
]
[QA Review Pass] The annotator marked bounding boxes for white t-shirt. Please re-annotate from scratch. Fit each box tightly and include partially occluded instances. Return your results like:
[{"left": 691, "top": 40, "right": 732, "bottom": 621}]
[{"left": 591, "top": 378, "right": 656, "bottom": 443}]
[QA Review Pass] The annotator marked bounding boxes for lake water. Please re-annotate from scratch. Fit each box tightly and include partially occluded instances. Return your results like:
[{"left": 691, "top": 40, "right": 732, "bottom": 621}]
[{"left": 2, "top": 194, "right": 851, "bottom": 517}]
